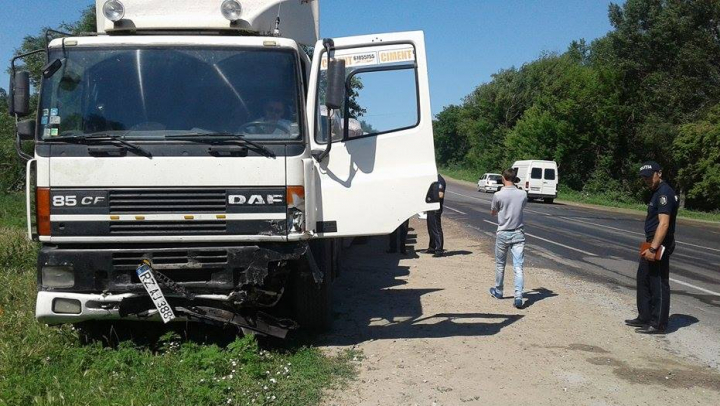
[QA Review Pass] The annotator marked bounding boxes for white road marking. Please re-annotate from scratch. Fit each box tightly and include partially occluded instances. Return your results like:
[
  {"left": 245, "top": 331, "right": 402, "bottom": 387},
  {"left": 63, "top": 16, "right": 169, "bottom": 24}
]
[
  {"left": 563, "top": 217, "right": 720, "bottom": 253},
  {"left": 561, "top": 216, "right": 645, "bottom": 237},
  {"left": 450, "top": 188, "right": 720, "bottom": 254},
  {"left": 481, "top": 219, "right": 598, "bottom": 257},
  {"left": 525, "top": 208, "right": 551, "bottom": 216},
  {"left": 476, "top": 216, "right": 719, "bottom": 297},
  {"left": 670, "top": 278, "right": 720, "bottom": 297},
  {"left": 445, "top": 206, "right": 467, "bottom": 215},
  {"left": 448, "top": 190, "right": 490, "bottom": 203}
]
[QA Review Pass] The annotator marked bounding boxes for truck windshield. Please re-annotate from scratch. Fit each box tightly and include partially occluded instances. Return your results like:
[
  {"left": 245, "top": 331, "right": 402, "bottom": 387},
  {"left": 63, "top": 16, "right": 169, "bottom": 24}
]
[{"left": 38, "top": 47, "right": 302, "bottom": 141}]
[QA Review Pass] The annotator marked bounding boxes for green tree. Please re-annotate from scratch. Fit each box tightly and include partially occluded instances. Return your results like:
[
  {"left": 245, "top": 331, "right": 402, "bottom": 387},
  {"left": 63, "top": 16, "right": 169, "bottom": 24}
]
[
  {"left": 433, "top": 0, "right": 720, "bottom": 211},
  {"left": 605, "top": 0, "right": 720, "bottom": 195},
  {"left": 674, "top": 104, "right": 720, "bottom": 211},
  {"left": 432, "top": 105, "right": 465, "bottom": 165}
]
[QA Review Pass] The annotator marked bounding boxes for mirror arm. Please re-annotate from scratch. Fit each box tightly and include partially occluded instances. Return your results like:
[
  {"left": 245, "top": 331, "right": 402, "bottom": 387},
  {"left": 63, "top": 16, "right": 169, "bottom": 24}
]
[
  {"left": 315, "top": 39, "right": 336, "bottom": 162},
  {"left": 10, "top": 49, "right": 46, "bottom": 75},
  {"left": 15, "top": 117, "right": 33, "bottom": 162},
  {"left": 314, "top": 114, "right": 333, "bottom": 162}
]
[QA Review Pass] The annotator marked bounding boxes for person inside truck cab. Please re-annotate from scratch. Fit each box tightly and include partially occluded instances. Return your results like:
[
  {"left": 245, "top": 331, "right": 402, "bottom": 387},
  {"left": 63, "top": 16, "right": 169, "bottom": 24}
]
[{"left": 244, "top": 98, "right": 294, "bottom": 135}]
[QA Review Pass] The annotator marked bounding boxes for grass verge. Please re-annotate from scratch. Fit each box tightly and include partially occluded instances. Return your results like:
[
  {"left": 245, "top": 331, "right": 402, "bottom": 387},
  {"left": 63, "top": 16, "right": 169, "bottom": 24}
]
[
  {"left": 439, "top": 167, "right": 720, "bottom": 223},
  {"left": 0, "top": 198, "right": 358, "bottom": 406},
  {"left": 0, "top": 193, "right": 26, "bottom": 229}
]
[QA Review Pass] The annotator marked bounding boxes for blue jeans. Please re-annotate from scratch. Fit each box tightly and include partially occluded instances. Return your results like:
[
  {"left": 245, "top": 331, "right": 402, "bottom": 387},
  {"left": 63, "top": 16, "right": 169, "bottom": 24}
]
[{"left": 494, "top": 229, "right": 525, "bottom": 299}]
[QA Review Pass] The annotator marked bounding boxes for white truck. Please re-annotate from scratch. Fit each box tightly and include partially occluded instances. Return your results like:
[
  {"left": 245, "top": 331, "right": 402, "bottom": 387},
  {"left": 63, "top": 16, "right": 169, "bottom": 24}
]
[
  {"left": 512, "top": 160, "right": 558, "bottom": 203},
  {"left": 8, "top": 0, "right": 439, "bottom": 338}
]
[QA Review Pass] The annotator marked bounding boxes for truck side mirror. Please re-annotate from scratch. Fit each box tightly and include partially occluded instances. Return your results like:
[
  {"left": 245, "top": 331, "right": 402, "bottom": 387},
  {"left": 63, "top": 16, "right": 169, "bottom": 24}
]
[
  {"left": 17, "top": 119, "right": 35, "bottom": 141},
  {"left": 9, "top": 71, "right": 30, "bottom": 117},
  {"left": 325, "top": 58, "right": 346, "bottom": 110}
]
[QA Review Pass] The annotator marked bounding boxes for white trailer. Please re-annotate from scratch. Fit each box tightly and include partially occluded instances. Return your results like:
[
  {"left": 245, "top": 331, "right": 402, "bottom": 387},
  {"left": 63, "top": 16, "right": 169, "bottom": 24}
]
[{"left": 8, "top": 0, "right": 439, "bottom": 337}]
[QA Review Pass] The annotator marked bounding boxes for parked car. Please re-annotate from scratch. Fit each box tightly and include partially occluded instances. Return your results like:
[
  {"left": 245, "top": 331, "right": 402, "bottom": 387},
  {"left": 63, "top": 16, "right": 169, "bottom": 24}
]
[
  {"left": 477, "top": 173, "right": 503, "bottom": 193},
  {"left": 511, "top": 160, "right": 558, "bottom": 203}
]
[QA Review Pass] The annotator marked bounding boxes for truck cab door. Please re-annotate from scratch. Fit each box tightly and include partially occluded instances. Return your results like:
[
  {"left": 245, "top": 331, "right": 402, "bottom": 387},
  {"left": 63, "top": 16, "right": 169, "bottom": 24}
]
[{"left": 305, "top": 31, "right": 438, "bottom": 237}]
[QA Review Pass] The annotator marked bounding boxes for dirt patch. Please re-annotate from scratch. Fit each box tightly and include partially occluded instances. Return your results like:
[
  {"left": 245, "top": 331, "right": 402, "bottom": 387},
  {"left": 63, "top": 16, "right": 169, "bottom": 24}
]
[
  {"left": 587, "top": 356, "right": 720, "bottom": 391},
  {"left": 321, "top": 218, "right": 720, "bottom": 405}
]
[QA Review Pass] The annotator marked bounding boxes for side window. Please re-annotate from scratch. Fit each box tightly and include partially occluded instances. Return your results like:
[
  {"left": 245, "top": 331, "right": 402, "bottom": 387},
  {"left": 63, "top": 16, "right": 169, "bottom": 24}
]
[
  {"left": 531, "top": 168, "right": 542, "bottom": 179},
  {"left": 317, "top": 45, "right": 418, "bottom": 143},
  {"left": 347, "top": 69, "right": 418, "bottom": 136},
  {"left": 544, "top": 168, "right": 556, "bottom": 180}
]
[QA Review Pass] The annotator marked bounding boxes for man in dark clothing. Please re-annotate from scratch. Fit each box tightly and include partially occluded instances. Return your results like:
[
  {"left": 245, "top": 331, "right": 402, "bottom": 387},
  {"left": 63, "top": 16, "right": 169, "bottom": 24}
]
[
  {"left": 625, "top": 161, "right": 679, "bottom": 334},
  {"left": 426, "top": 174, "right": 446, "bottom": 257},
  {"left": 387, "top": 219, "right": 409, "bottom": 254}
]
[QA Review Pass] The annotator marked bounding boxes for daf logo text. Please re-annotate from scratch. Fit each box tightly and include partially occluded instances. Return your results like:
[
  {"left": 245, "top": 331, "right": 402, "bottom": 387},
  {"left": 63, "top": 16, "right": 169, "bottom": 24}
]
[{"left": 228, "top": 194, "right": 284, "bottom": 205}]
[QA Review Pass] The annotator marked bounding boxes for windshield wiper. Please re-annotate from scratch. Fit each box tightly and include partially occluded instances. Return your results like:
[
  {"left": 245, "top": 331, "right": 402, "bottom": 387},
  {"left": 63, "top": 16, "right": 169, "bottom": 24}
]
[
  {"left": 52, "top": 132, "right": 153, "bottom": 158},
  {"left": 166, "top": 132, "right": 276, "bottom": 158}
]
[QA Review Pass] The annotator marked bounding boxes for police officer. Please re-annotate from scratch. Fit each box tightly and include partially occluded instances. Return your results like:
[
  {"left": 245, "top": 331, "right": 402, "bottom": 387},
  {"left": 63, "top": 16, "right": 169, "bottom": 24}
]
[
  {"left": 426, "top": 174, "right": 446, "bottom": 257},
  {"left": 625, "top": 161, "right": 678, "bottom": 334}
]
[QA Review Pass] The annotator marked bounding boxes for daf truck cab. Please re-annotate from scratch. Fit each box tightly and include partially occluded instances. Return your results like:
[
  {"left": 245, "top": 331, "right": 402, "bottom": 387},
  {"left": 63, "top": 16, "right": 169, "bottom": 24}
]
[{"left": 8, "top": 0, "right": 439, "bottom": 337}]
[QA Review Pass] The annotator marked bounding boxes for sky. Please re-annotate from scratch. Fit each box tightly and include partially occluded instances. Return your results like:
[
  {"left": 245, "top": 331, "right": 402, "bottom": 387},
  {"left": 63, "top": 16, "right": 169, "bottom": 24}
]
[{"left": 0, "top": 0, "right": 617, "bottom": 116}]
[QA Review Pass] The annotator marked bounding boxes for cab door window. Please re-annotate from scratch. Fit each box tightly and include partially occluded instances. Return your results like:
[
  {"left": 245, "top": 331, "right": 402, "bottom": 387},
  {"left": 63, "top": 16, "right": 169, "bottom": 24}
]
[{"left": 316, "top": 45, "right": 418, "bottom": 143}]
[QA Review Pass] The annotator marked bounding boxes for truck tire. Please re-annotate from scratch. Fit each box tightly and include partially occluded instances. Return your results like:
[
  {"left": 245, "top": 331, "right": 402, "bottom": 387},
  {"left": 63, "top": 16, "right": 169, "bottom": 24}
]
[
  {"left": 291, "top": 240, "right": 333, "bottom": 332},
  {"left": 544, "top": 198, "right": 554, "bottom": 204}
]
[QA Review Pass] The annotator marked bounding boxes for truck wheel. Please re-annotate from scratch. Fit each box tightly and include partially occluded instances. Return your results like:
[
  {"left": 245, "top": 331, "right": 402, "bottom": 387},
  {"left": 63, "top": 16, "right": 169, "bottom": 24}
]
[
  {"left": 291, "top": 240, "right": 332, "bottom": 332},
  {"left": 544, "top": 198, "right": 554, "bottom": 204}
]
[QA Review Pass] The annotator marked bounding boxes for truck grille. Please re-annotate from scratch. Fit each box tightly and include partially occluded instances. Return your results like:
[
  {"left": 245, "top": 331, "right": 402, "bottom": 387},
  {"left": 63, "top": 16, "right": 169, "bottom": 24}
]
[
  {"left": 110, "top": 220, "right": 227, "bottom": 235},
  {"left": 112, "top": 249, "right": 228, "bottom": 283},
  {"left": 109, "top": 189, "right": 227, "bottom": 213}
]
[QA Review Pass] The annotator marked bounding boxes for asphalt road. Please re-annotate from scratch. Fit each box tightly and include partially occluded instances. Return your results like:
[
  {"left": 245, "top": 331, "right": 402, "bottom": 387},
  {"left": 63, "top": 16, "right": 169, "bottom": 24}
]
[{"left": 441, "top": 178, "right": 720, "bottom": 336}]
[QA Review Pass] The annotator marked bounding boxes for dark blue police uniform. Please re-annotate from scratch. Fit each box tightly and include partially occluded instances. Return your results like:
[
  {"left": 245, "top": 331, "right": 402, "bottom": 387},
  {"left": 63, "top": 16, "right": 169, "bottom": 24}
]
[
  {"left": 427, "top": 174, "right": 446, "bottom": 255},
  {"left": 637, "top": 181, "right": 678, "bottom": 331}
]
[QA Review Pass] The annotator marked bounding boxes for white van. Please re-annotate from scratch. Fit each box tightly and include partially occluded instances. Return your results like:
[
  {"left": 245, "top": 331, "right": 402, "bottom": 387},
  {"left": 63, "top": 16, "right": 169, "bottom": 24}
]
[{"left": 512, "top": 160, "right": 558, "bottom": 203}]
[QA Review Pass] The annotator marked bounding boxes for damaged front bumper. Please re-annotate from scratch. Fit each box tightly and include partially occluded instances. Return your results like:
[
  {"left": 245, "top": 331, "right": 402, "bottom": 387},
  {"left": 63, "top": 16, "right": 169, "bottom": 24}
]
[
  {"left": 36, "top": 291, "right": 297, "bottom": 338},
  {"left": 36, "top": 242, "right": 311, "bottom": 338}
]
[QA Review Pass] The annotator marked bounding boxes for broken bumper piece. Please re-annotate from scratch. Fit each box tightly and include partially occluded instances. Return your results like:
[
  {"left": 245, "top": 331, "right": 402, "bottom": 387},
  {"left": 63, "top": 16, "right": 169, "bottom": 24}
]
[{"left": 36, "top": 291, "right": 298, "bottom": 338}]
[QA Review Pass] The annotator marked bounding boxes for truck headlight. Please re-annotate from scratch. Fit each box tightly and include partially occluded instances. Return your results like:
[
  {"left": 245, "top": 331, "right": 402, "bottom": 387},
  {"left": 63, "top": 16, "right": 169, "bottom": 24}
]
[
  {"left": 102, "top": 0, "right": 125, "bottom": 22},
  {"left": 41, "top": 265, "right": 75, "bottom": 288},
  {"left": 221, "top": 0, "right": 243, "bottom": 21}
]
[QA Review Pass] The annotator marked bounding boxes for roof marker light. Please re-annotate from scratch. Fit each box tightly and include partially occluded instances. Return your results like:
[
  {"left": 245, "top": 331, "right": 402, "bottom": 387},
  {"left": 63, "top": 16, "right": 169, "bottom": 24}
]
[
  {"left": 221, "top": 0, "right": 243, "bottom": 21},
  {"left": 103, "top": 1, "right": 125, "bottom": 22}
]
